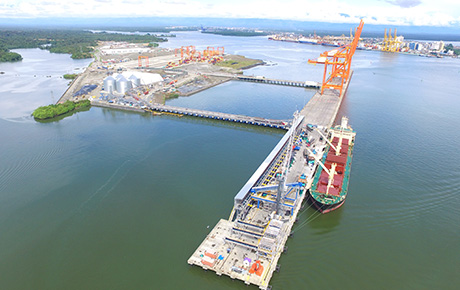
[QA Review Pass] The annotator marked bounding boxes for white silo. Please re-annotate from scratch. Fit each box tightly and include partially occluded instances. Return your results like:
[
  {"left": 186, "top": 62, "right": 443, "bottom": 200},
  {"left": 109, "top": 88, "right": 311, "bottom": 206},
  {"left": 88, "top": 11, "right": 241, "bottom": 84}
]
[
  {"left": 103, "top": 76, "right": 116, "bottom": 93},
  {"left": 116, "top": 75, "right": 131, "bottom": 94},
  {"left": 129, "top": 74, "right": 141, "bottom": 87}
]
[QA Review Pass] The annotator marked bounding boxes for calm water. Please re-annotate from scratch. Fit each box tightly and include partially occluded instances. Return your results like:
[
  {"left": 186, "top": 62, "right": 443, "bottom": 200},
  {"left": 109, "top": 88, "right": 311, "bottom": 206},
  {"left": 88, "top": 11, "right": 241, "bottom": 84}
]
[{"left": 1, "top": 33, "right": 459, "bottom": 290}]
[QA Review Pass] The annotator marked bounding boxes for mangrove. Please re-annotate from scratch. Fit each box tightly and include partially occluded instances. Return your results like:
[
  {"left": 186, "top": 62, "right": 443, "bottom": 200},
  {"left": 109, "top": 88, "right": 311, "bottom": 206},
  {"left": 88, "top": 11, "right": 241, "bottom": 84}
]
[
  {"left": 33, "top": 100, "right": 91, "bottom": 120},
  {"left": 0, "top": 29, "right": 168, "bottom": 60}
]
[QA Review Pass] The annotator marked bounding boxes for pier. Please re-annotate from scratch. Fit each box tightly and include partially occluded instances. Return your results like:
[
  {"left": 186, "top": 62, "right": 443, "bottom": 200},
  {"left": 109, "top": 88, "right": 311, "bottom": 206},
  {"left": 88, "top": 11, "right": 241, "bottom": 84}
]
[
  {"left": 91, "top": 100, "right": 291, "bottom": 130},
  {"left": 187, "top": 74, "right": 351, "bottom": 289},
  {"left": 187, "top": 20, "right": 364, "bottom": 290},
  {"left": 145, "top": 104, "right": 290, "bottom": 129},
  {"left": 236, "top": 75, "right": 320, "bottom": 89},
  {"left": 199, "top": 73, "right": 320, "bottom": 89}
]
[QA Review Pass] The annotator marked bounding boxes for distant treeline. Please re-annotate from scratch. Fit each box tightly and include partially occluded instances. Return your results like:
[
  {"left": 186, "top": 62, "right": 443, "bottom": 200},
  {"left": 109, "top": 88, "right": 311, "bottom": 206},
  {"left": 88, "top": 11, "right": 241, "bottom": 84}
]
[
  {"left": 0, "top": 29, "right": 168, "bottom": 62},
  {"left": 91, "top": 26, "right": 198, "bottom": 33},
  {"left": 444, "top": 44, "right": 460, "bottom": 55},
  {"left": 202, "top": 30, "right": 269, "bottom": 37}
]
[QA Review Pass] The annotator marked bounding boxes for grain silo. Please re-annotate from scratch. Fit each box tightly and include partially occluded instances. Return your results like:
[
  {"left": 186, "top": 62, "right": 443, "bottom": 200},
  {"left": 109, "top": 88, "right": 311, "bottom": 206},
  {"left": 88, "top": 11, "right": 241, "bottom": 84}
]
[
  {"left": 103, "top": 76, "right": 116, "bottom": 93},
  {"left": 129, "top": 74, "right": 141, "bottom": 87},
  {"left": 116, "top": 75, "right": 131, "bottom": 94}
]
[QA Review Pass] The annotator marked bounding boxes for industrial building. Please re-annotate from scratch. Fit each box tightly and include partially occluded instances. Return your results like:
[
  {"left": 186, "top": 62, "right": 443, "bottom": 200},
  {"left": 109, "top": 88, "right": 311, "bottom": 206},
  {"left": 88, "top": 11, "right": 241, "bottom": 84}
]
[{"left": 100, "top": 42, "right": 151, "bottom": 55}]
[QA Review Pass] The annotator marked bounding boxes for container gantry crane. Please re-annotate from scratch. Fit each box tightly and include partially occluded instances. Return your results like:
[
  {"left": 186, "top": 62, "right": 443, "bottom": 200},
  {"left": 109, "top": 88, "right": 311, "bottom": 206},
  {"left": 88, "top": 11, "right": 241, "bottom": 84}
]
[
  {"left": 383, "top": 28, "right": 400, "bottom": 52},
  {"left": 308, "top": 20, "right": 364, "bottom": 96}
]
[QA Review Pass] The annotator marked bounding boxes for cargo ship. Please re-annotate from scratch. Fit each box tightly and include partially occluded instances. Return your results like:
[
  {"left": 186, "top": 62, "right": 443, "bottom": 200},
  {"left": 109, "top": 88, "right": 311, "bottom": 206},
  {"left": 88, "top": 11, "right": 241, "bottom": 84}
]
[
  {"left": 309, "top": 117, "right": 356, "bottom": 213},
  {"left": 298, "top": 37, "right": 321, "bottom": 45}
]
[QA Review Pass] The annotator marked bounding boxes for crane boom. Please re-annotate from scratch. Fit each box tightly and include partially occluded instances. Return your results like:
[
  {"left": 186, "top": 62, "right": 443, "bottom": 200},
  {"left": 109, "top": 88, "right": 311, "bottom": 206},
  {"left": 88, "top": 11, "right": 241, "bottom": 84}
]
[
  {"left": 308, "top": 20, "right": 364, "bottom": 95},
  {"left": 314, "top": 128, "right": 338, "bottom": 153},
  {"left": 304, "top": 147, "right": 333, "bottom": 177}
]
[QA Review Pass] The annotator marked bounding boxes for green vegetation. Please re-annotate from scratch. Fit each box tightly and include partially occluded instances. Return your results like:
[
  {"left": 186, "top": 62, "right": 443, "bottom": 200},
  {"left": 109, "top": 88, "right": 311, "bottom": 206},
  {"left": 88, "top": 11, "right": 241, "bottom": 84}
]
[
  {"left": 215, "top": 55, "right": 263, "bottom": 69},
  {"left": 0, "top": 29, "right": 168, "bottom": 60},
  {"left": 202, "top": 30, "right": 269, "bottom": 37},
  {"left": 92, "top": 26, "right": 196, "bottom": 33},
  {"left": 0, "top": 45, "right": 22, "bottom": 62},
  {"left": 63, "top": 73, "right": 78, "bottom": 80},
  {"left": 444, "top": 43, "right": 460, "bottom": 55},
  {"left": 167, "top": 92, "right": 180, "bottom": 99},
  {"left": 32, "top": 100, "right": 91, "bottom": 120}
]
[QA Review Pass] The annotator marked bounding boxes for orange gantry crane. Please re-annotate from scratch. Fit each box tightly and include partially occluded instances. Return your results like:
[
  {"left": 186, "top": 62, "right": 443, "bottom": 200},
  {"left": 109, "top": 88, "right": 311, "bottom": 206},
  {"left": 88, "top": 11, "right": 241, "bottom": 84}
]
[
  {"left": 171, "top": 45, "right": 224, "bottom": 66},
  {"left": 138, "top": 55, "right": 149, "bottom": 67},
  {"left": 308, "top": 20, "right": 364, "bottom": 96}
]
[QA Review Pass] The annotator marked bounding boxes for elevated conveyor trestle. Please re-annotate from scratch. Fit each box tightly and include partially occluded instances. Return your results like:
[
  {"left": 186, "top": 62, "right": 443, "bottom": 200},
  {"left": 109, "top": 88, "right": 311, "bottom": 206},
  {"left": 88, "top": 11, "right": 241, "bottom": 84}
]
[{"left": 145, "top": 104, "right": 290, "bottom": 130}]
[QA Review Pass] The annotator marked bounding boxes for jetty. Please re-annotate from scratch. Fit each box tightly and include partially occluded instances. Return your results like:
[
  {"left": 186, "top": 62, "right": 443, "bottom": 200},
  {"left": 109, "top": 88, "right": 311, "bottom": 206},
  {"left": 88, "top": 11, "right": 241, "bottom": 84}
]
[
  {"left": 200, "top": 72, "right": 320, "bottom": 89},
  {"left": 236, "top": 75, "right": 320, "bottom": 88},
  {"left": 187, "top": 20, "right": 364, "bottom": 290},
  {"left": 186, "top": 79, "right": 349, "bottom": 289},
  {"left": 145, "top": 104, "right": 290, "bottom": 129}
]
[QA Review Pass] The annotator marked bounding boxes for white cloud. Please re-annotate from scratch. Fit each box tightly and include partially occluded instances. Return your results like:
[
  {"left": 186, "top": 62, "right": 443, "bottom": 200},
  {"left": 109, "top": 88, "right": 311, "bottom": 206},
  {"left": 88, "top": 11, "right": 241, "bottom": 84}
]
[{"left": 1, "top": 0, "right": 460, "bottom": 27}]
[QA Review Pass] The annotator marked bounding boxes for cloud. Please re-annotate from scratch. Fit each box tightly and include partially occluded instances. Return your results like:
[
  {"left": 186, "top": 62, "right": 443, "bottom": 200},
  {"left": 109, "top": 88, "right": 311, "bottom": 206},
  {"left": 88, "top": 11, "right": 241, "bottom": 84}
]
[
  {"left": 1, "top": 0, "right": 460, "bottom": 27},
  {"left": 385, "top": 0, "right": 422, "bottom": 8}
]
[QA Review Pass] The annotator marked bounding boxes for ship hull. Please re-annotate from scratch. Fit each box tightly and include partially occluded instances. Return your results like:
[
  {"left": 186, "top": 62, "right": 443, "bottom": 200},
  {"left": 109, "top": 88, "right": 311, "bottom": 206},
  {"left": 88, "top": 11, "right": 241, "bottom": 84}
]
[
  {"left": 309, "top": 194, "right": 345, "bottom": 213},
  {"left": 308, "top": 118, "right": 355, "bottom": 214}
]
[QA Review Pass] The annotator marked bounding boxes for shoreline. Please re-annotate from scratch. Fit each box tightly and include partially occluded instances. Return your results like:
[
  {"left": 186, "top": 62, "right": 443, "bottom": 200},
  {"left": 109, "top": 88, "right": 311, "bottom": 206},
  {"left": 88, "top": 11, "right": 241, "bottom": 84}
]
[{"left": 178, "top": 77, "right": 232, "bottom": 97}]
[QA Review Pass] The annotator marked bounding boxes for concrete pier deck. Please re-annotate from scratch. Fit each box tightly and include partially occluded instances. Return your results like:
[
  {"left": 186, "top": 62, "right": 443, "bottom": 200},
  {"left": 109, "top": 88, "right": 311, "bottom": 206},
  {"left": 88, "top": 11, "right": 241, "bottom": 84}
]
[{"left": 300, "top": 73, "right": 352, "bottom": 128}]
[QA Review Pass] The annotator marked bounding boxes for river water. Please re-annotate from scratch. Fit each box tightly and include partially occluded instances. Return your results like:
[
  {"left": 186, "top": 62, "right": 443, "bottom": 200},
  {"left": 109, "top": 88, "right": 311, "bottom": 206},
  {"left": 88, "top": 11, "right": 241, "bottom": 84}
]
[{"left": 1, "top": 32, "right": 459, "bottom": 290}]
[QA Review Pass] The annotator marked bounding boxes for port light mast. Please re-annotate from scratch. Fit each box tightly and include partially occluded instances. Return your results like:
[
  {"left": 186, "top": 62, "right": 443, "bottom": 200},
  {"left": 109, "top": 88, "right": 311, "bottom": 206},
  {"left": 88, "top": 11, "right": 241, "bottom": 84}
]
[{"left": 308, "top": 20, "right": 364, "bottom": 96}]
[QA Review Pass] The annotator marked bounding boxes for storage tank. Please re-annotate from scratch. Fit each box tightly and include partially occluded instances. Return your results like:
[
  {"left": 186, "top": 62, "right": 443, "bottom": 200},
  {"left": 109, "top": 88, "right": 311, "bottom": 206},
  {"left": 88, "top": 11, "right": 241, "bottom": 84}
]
[
  {"left": 116, "top": 76, "right": 131, "bottom": 94},
  {"left": 103, "top": 76, "right": 116, "bottom": 93},
  {"left": 129, "top": 74, "right": 141, "bottom": 87}
]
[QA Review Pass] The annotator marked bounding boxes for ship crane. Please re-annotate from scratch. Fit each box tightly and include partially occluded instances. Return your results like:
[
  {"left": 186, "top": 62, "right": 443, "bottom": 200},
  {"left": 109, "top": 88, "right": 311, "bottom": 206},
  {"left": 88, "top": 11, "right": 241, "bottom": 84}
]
[
  {"left": 305, "top": 147, "right": 337, "bottom": 196},
  {"left": 308, "top": 20, "right": 364, "bottom": 96},
  {"left": 313, "top": 127, "right": 338, "bottom": 154},
  {"left": 305, "top": 147, "right": 335, "bottom": 178}
]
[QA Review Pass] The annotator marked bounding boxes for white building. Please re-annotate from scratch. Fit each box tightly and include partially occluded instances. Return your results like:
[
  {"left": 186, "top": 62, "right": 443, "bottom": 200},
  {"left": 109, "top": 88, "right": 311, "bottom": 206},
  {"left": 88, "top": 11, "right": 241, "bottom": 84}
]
[
  {"left": 431, "top": 41, "right": 445, "bottom": 52},
  {"left": 100, "top": 42, "right": 151, "bottom": 55}
]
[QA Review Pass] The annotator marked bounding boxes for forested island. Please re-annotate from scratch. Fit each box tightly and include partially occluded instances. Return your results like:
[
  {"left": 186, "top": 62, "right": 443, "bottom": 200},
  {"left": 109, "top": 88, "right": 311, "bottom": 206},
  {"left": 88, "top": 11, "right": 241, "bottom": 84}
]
[
  {"left": 0, "top": 45, "right": 22, "bottom": 62},
  {"left": 32, "top": 100, "right": 91, "bottom": 120},
  {"left": 63, "top": 73, "right": 78, "bottom": 79},
  {"left": 0, "top": 29, "right": 168, "bottom": 62}
]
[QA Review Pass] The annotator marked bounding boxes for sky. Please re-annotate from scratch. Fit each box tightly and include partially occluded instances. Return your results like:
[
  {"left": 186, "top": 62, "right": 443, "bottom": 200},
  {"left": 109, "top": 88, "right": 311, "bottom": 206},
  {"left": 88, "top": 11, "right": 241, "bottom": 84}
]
[{"left": 1, "top": 0, "right": 460, "bottom": 27}]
